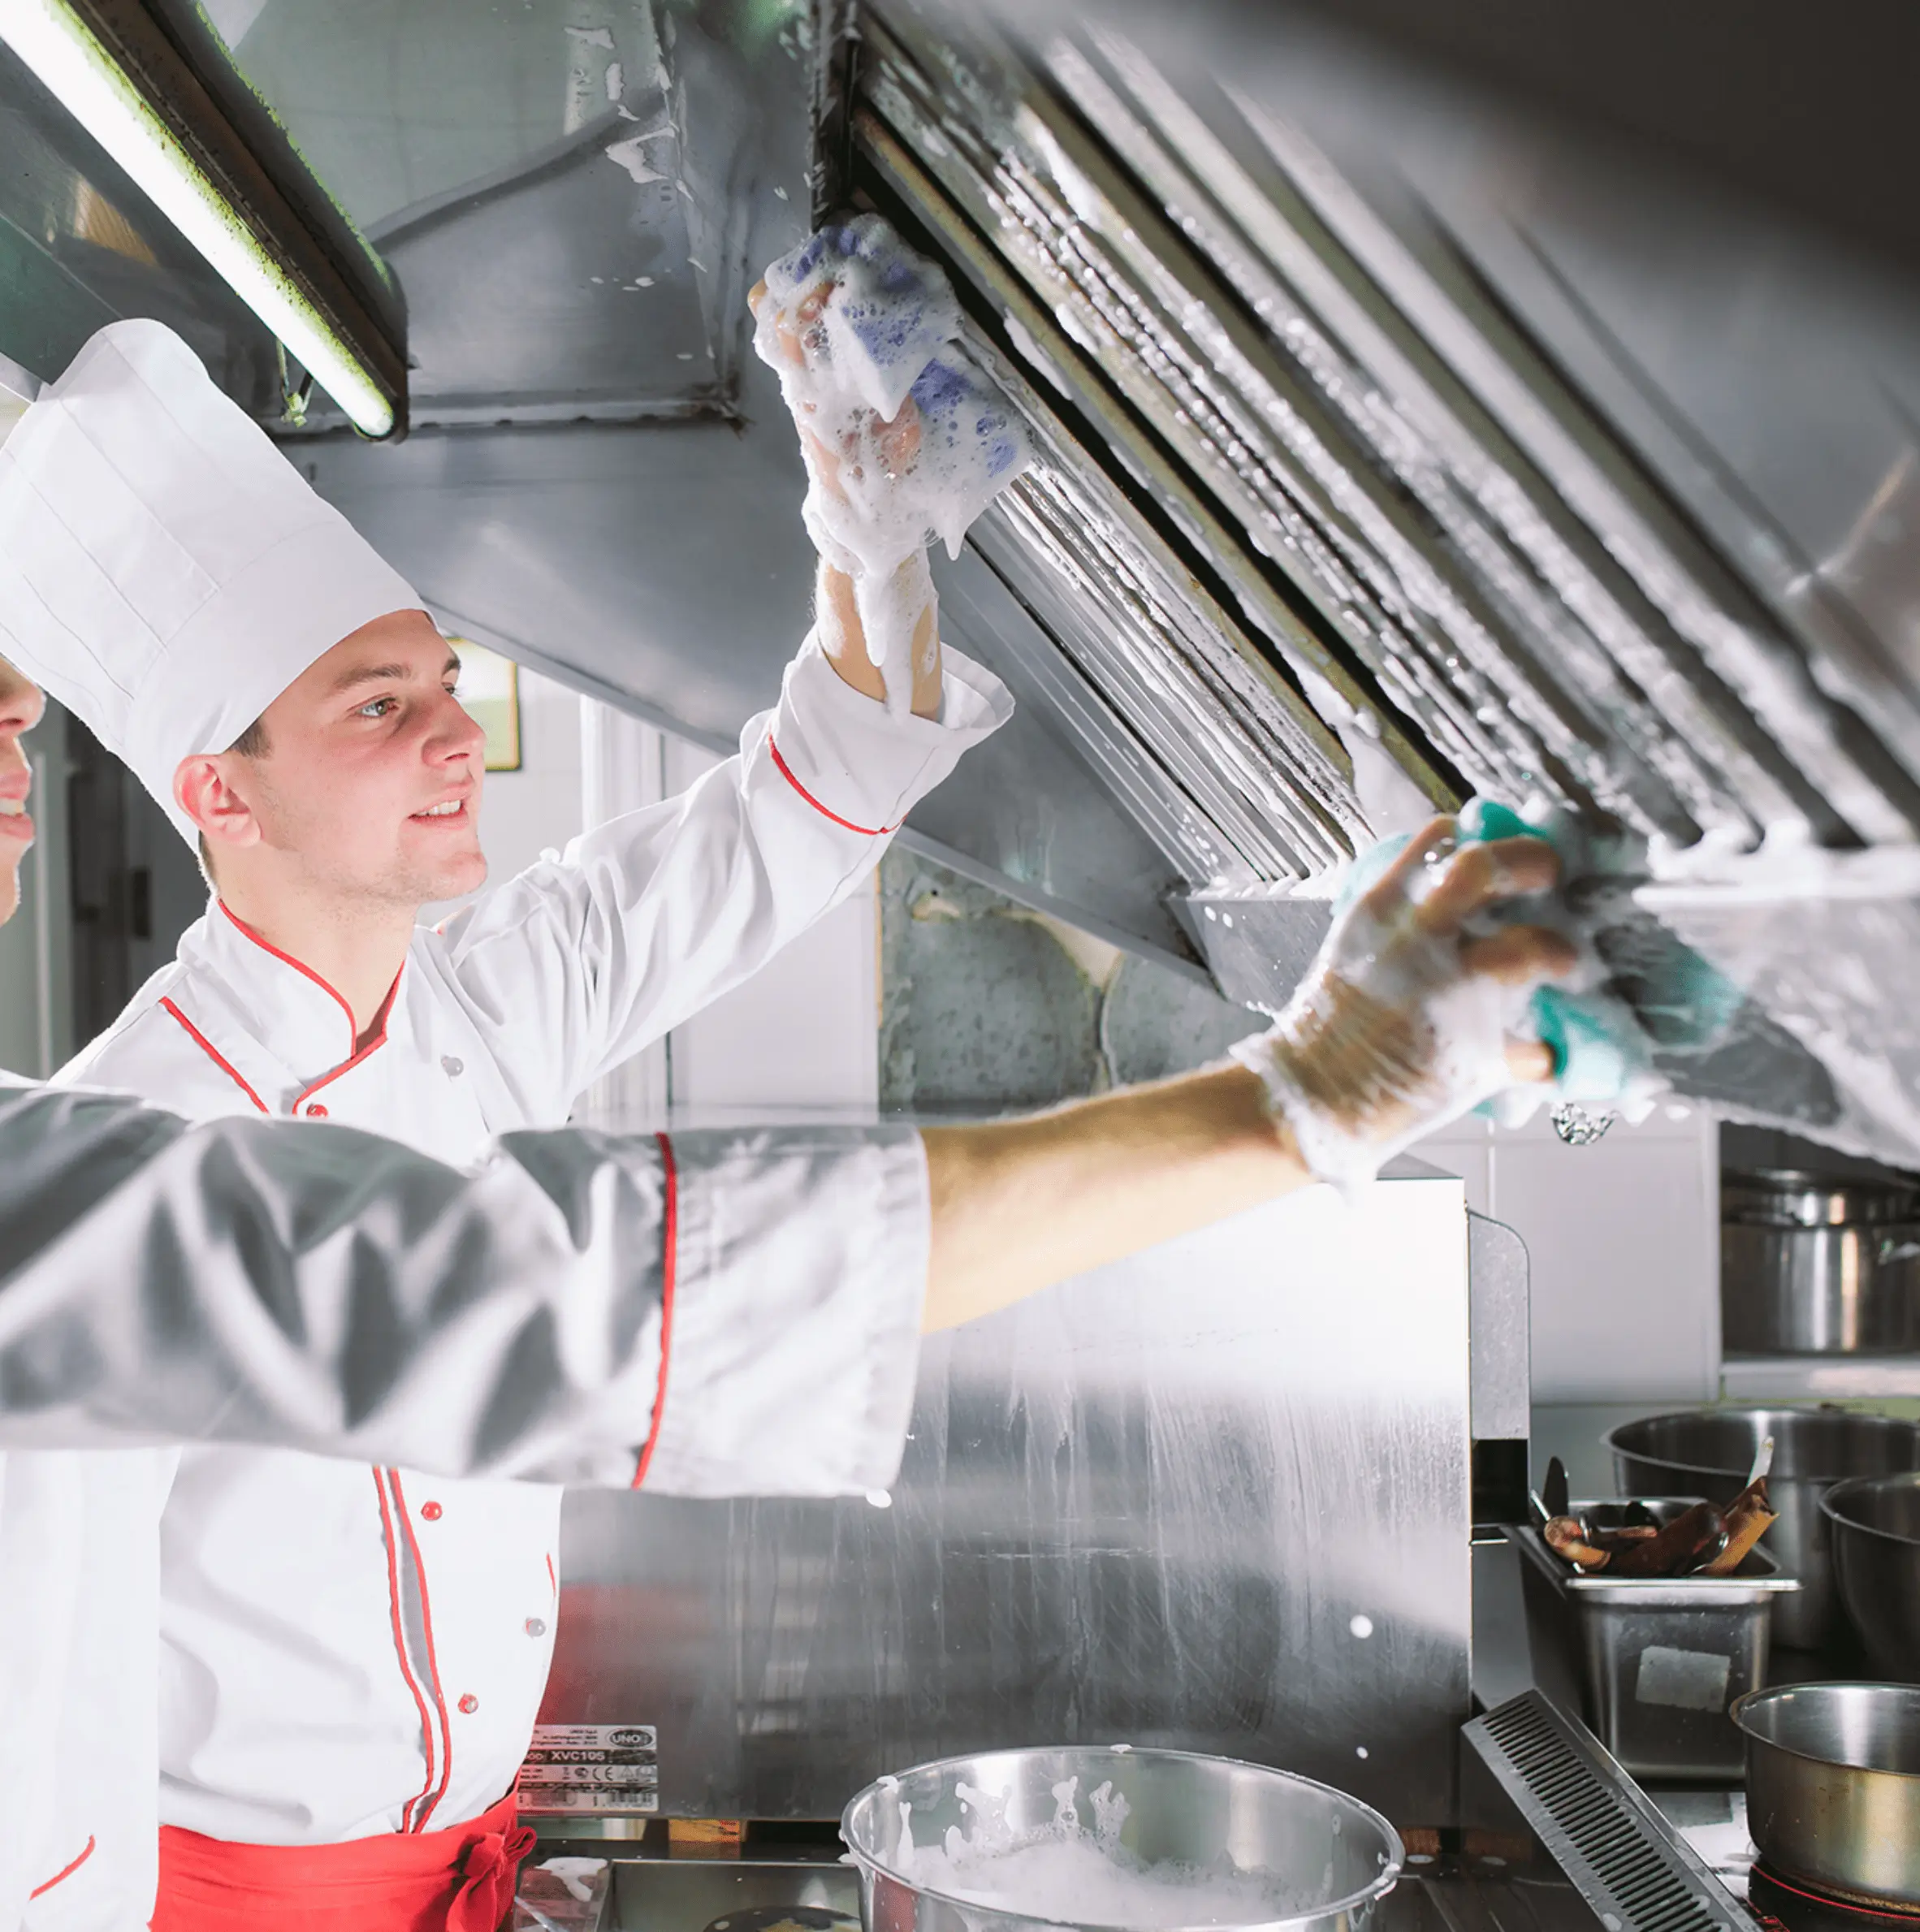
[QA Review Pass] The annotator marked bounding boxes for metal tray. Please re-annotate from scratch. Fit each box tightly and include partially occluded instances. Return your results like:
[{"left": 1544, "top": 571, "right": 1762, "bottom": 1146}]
[{"left": 1509, "top": 1500, "right": 1799, "bottom": 1782}]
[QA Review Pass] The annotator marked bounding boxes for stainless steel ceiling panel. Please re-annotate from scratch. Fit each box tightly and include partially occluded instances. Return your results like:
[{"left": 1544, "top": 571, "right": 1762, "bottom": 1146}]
[
  {"left": 300, "top": 409, "right": 819, "bottom": 749},
  {"left": 217, "top": 0, "right": 818, "bottom": 424}
]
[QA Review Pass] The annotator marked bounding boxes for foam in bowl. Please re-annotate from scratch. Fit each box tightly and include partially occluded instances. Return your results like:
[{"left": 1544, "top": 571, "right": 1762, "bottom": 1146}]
[{"left": 893, "top": 1775, "right": 1318, "bottom": 1930}]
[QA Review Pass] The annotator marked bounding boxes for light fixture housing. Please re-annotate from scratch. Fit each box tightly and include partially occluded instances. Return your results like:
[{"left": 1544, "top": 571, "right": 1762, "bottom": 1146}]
[{"left": 0, "top": 0, "right": 405, "bottom": 435}]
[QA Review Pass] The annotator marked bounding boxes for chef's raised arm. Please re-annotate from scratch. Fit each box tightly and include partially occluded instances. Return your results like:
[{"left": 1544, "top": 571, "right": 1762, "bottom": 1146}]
[
  {"left": 0, "top": 809, "right": 1576, "bottom": 1483},
  {"left": 431, "top": 225, "right": 1019, "bottom": 1113},
  {"left": 432, "top": 634, "right": 1009, "bottom": 1114}
]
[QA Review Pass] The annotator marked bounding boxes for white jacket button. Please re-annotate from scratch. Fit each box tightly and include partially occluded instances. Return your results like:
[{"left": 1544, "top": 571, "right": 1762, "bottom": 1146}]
[
  {"left": 442, "top": 1056, "right": 464, "bottom": 1077},
  {"left": 525, "top": 1617, "right": 547, "bottom": 1638}
]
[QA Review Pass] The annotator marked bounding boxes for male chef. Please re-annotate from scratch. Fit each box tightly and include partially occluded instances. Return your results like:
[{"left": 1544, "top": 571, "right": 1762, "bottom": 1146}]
[
  {"left": 16, "top": 254, "right": 1014, "bottom": 1922},
  {"left": 0, "top": 655, "right": 973, "bottom": 1924},
  {"left": 0, "top": 638, "right": 1572, "bottom": 1932}
]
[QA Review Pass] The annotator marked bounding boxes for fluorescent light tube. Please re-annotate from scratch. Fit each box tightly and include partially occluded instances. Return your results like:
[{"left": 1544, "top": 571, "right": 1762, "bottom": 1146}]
[{"left": 0, "top": 0, "right": 395, "bottom": 435}]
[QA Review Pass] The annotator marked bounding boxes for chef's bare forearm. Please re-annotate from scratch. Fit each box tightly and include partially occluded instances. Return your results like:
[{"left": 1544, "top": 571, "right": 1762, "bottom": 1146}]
[
  {"left": 817, "top": 555, "right": 942, "bottom": 719},
  {"left": 919, "top": 1064, "right": 1310, "bottom": 1332}
]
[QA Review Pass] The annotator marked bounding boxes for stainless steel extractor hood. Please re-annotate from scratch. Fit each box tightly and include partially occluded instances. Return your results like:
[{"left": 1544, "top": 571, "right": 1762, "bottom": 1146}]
[{"left": 11, "top": 0, "right": 1920, "bottom": 1158}]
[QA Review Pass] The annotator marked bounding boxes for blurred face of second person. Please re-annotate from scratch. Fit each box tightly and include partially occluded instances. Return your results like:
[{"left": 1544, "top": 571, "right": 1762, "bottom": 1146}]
[{"left": 0, "top": 655, "right": 44, "bottom": 927}]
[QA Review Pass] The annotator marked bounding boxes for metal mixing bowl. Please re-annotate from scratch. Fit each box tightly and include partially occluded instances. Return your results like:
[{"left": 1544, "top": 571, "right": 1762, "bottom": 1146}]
[
  {"left": 1733, "top": 1683, "right": 1920, "bottom": 1908},
  {"left": 1608, "top": 1409, "right": 1920, "bottom": 1649},
  {"left": 1824, "top": 1473, "right": 1920, "bottom": 1681},
  {"left": 841, "top": 1745, "right": 1402, "bottom": 1932}
]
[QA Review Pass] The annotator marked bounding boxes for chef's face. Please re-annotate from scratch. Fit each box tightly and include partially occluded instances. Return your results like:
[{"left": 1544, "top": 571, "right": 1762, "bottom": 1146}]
[
  {"left": 0, "top": 655, "right": 44, "bottom": 927},
  {"left": 187, "top": 611, "right": 489, "bottom": 910}
]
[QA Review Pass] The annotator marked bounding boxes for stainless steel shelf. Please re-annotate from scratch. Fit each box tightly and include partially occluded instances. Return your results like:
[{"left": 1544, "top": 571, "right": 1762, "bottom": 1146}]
[{"left": 1721, "top": 1355, "right": 1920, "bottom": 1401}]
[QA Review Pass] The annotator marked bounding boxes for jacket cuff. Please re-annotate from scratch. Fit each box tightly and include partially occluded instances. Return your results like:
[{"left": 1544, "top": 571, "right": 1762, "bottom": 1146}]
[
  {"left": 638, "top": 1126, "right": 929, "bottom": 1498},
  {"left": 761, "top": 632, "right": 1013, "bottom": 836}
]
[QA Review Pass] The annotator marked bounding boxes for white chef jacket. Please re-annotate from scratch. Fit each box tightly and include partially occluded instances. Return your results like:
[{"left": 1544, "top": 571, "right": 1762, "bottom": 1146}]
[
  {"left": 55, "top": 636, "right": 1008, "bottom": 1856},
  {"left": 0, "top": 1087, "right": 932, "bottom": 1932}
]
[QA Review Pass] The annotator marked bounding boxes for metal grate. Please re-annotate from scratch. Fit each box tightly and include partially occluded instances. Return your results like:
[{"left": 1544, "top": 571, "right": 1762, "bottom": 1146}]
[{"left": 1464, "top": 1692, "right": 1750, "bottom": 1932}]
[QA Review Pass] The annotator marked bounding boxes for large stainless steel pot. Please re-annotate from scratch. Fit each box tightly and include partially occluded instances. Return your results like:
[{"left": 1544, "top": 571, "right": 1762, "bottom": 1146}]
[
  {"left": 1721, "top": 1170, "right": 1920, "bottom": 1354},
  {"left": 1733, "top": 1683, "right": 1920, "bottom": 1908},
  {"left": 1607, "top": 1409, "right": 1920, "bottom": 1649},
  {"left": 841, "top": 1746, "right": 1401, "bottom": 1932},
  {"left": 1824, "top": 1473, "right": 1920, "bottom": 1681}
]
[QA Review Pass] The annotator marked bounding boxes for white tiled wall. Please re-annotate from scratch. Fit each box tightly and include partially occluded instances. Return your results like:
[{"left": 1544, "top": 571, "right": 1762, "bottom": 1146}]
[{"left": 1418, "top": 1104, "right": 1721, "bottom": 1403}]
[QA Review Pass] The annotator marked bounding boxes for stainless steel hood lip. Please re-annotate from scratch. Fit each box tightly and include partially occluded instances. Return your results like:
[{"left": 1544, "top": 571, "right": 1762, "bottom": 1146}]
[
  {"left": 419, "top": 596, "right": 737, "bottom": 759},
  {"left": 423, "top": 593, "right": 1222, "bottom": 988},
  {"left": 894, "top": 827, "right": 1217, "bottom": 986}
]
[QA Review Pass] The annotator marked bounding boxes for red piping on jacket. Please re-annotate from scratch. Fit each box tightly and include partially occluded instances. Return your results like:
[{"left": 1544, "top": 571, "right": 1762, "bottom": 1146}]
[
  {"left": 29, "top": 1835, "right": 95, "bottom": 1900},
  {"left": 630, "top": 1132, "right": 678, "bottom": 1489},
  {"left": 219, "top": 901, "right": 404, "bottom": 1107},
  {"left": 373, "top": 1470, "right": 442, "bottom": 1835},
  {"left": 159, "top": 1000, "right": 270, "bottom": 1115},
  {"left": 389, "top": 1472, "right": 455, "bottom": 1832},
  {"left": 768, "top": 737, "right": 895, "bottom": 838},
  {"left": 220, "top": 903, "right": 359, "bottom": 1039}
]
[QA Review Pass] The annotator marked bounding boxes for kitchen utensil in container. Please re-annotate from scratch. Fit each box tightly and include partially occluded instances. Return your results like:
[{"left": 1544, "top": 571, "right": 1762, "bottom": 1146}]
[
  {"left": 1823, "top": 1472, "right": 1920, "bottom": 1682},
  {"left": 1733, "top": 1682, "right": 1920, "bottom": 1908},
  {"left": 841, "top": 1745, "right": 1401, "bottom": 1932},
  {"left": 1608, "top": 1409, "right": 1920, "bottom": 1649},
  {"left": 1722, "top": 1170, "right": 1920, "bottom": 1354},
  {"left": 1510, "top": 1501, "right": 1798, "bottom": 1780}
]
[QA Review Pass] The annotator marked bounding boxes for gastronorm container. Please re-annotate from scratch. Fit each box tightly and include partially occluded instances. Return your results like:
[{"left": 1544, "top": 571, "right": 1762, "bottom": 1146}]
[
  {"left": 1823, "top": 1472, "right": 1920, "bottom": 1682},
  {"left": 1509, "top": 1502, "right": 1798, "bottom": 1781},
  {"left": 1734, "top": 1682, "right": 1920, "bottom": 1908},
  {"left": 1722, "top": 1169, "right": 1920, "bottom": 1354},
  {"left": 841, "top": 1744, "right": 1401, "bottom": 1932},
  {"left": 1608, "top": 1408, "right": 1920, "bottom": 1649}
]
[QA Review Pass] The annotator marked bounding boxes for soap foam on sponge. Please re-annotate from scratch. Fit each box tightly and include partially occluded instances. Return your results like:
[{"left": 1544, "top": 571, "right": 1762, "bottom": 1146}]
[{"left": 755, "top": 213, "right": 1031, "bottom": 711}]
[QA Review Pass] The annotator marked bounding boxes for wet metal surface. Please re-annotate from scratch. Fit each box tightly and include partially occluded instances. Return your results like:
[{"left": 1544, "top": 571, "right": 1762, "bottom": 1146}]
[{"left": 538, "top": 1172, "right": 1477, "bottom": 1826}]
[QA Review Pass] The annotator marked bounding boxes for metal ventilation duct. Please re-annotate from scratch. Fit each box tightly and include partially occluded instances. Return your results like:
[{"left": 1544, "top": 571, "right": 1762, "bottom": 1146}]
[
  {"left": 840, "top": 3, "right": 1920, "bottom": 1162},
  {"left": 24, "top": 0, "right": 1915, "bottom": 1159}
]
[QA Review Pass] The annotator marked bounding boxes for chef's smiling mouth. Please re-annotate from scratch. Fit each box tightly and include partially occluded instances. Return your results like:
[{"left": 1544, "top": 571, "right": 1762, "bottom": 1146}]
[
  {"left": 0, "top": 764, "right": 32, "bottom": 836},
  {"left": 410, "top": 797, "right": 469, "bottom": 822}
]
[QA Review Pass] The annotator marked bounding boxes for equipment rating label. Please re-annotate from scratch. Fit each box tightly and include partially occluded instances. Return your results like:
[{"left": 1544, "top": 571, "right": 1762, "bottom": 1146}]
[{"left": 518, "top": 1723, "right": 659, "bottom": 1813}]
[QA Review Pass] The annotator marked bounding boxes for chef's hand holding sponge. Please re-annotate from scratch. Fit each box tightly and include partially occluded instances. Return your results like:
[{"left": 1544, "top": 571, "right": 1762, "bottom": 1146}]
[
  {"left": 752, "top": 213, "right": 1031, "bottom": 714},
  {"left": 1235, "top": 797, "right": 1750, "bottom": 1190},
  {"left": 1232, "top": 809, "right": 1578, "bottom": 1192}
]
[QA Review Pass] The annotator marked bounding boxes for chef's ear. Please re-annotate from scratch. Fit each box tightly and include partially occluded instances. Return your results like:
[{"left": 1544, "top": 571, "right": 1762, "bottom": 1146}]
[{"left": 175, "top": 753, "right": 262, "bottom": 856}]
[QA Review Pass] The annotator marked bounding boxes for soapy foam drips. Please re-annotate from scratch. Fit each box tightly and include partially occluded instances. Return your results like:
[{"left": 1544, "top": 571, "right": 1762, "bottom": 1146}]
[
  {"left": 893, "top": 1773, "right": 1309, "bottom": 1929},
  {"left": 755, "top": 213, "right": 1032, "bottom": 713}
]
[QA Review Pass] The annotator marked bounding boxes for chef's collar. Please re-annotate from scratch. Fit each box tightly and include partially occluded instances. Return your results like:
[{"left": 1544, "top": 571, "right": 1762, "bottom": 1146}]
[{"left": 177, "top": 901, "right": 412, "bottom": 1113}]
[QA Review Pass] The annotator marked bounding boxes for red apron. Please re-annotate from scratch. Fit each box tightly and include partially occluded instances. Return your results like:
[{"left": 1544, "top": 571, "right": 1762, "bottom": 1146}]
[{"left": 150, "top": 1789, "right": 535, "bottom": 1932}]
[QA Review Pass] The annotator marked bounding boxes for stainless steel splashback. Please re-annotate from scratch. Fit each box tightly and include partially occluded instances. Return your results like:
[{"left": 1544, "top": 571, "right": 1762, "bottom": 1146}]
[{"left": 534, "top": 1169, "right": 1482, "bottom": 1827}]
